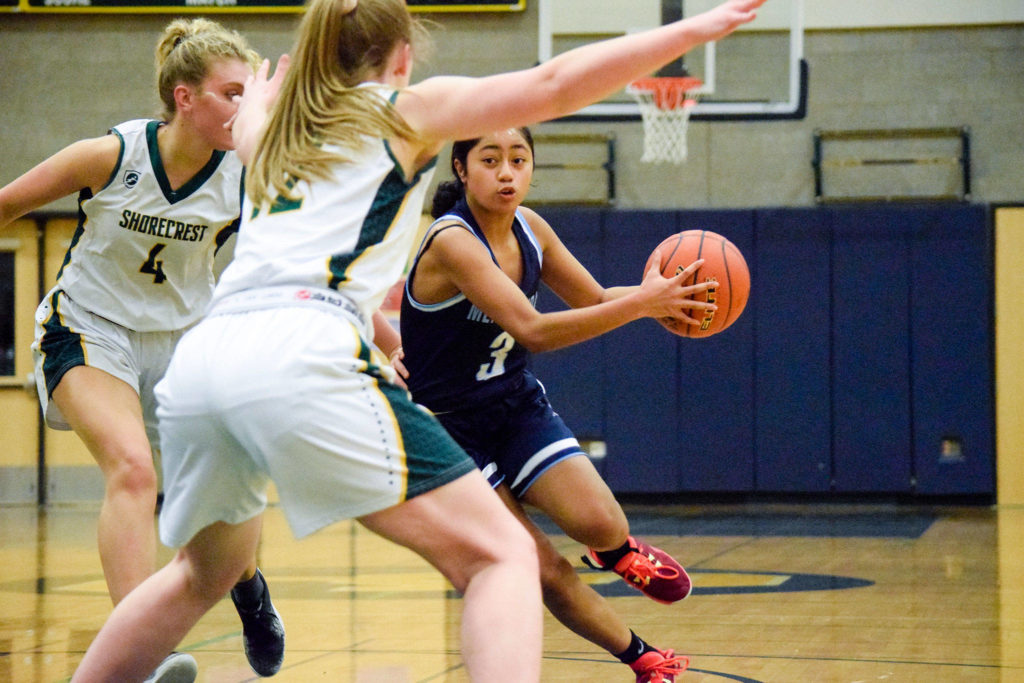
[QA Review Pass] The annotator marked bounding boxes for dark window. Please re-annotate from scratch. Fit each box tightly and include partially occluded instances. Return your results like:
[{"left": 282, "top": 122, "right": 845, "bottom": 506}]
[{"left": 0, "top": 252, "right": 15, "bottom": 376}]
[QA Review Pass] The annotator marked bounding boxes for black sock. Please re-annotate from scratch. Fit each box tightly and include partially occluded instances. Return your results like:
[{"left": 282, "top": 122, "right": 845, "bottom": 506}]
[
  {"left": 614, "top": 631, "right": 650, "bottom": 665},
  {"left": 232, "top": 569, "right": 265, "bottom": 610},
  {"left": 593, "top": 539, "right": 633, "bottom": 568}
]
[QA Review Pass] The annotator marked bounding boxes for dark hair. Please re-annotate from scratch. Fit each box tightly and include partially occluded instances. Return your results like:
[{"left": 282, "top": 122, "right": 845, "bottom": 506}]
[{"left": 430, "top": 127, "right": 534, "bottom": 218}]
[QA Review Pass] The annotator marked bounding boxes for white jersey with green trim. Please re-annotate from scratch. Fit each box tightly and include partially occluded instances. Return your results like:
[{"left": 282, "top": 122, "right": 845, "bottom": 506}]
[
  {"left": 55, "top": 119, "right": 242, "bottom": 332},
  {"left": 214, "top": 94, "right": 436, "bottom": 325}
]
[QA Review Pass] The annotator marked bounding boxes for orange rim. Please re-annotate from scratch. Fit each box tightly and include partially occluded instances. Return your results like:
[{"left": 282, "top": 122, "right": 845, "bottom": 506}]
[{"left": 628, "top": 76, "right": 703, "bottom": 110}]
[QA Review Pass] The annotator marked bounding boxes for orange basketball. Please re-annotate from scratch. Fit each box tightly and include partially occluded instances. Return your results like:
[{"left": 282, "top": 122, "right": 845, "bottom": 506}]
[{"left": 644, "top": 229, "right": 750, "bottom": 338}]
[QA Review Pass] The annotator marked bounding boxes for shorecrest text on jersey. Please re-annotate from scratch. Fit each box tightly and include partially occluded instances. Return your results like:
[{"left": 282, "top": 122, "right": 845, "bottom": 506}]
[{"left": 119, "top": 209, "right": 209, "bottom": 243}]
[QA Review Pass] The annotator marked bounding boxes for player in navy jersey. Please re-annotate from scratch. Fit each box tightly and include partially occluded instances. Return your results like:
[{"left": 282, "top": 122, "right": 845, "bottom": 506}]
[
  {"left": 0, "top": 19, "right": 284, "bottom": 682},
  {"left": 70, "top": 0, "right": 766, "bottom": 680},
  {"left": 393, "top": 128, "right": 712, "bottom": 683}
]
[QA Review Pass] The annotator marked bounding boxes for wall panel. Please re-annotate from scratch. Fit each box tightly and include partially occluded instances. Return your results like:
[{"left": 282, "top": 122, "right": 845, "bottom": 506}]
[
  {"left": 601, "top": 211, "right": 683, "bottom": 492},
  {"left": 754, "top": 209, "right": 832, "bottom": 492},
  {"left": 671, "top": 210, "right": 756, "bottom": 492},
  {"left": 830, "top": 208, "right": 913, "bottom": 492},
  {"left": 531, "top": 207, "right": 606, "bottom": 441},
  {"left": 909, "top": 205, "right": 994, "bottom": 495}
]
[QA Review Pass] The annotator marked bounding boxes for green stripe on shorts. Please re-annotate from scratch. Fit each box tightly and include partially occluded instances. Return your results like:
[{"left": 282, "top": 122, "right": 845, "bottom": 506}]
[
  {"left": 376, "top": 381, "right": 477, "bottom": 500},
  {"left": 39, "top": 291, "right": 86, "bottom": 395}
]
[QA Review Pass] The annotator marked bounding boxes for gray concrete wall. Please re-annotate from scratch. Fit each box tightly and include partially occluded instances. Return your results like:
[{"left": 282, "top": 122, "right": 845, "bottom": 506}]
[{"left": 1, "top": 7, "right": 1021, "bottom": 210}]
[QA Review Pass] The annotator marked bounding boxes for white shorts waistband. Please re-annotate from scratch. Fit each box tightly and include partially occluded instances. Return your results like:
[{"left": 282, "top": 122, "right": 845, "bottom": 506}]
[{"left": 208, "top": 287, "right": 368, "bottom": 334}]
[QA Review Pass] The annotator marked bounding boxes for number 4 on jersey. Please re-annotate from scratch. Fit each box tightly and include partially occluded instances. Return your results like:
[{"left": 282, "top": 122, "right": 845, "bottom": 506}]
[{"left": 140, "top": 243, "right": 167, "bottom": 284}]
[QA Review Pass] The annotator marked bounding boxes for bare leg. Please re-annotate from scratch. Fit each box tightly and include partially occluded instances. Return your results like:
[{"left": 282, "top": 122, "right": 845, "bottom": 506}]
[
  {"left": 72, "top": 517, "right": 262, "bottom": 682},
  {"left": 359, "top": 471, "right": 542, "bottom": 682},
  {"left": 236, "top": 547, "right": 260, "bottom": 582},
  {"left": 526, "top": 455, "right": 692, "bottom": 605},
  {"left": 494, "top": 485, "right": 632, "bottom": 655},
  {"left": 523, "top": 455, "right": 629, "bottom": 552},
  {"left": 53, "top": 366, "right": 159, "bottom": 604}
]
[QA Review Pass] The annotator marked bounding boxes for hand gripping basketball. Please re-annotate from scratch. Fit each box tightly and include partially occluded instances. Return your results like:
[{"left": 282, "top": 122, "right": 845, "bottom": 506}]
[{"left": 644, "top": 230, "right": 750, "bottom": 338}]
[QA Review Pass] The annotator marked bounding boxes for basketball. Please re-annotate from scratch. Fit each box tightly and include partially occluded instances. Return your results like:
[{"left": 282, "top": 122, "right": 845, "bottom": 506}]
[{"left": 644, "top": 230, "right": 750, "bottom": 338}]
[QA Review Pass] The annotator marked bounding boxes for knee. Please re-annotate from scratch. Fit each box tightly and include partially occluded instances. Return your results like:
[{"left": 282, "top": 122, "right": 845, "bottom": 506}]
[
  {"left": 538, "top": 552, "right": 580, "bottom": 603},
  {"left": 457, "top": 522, "right": 538, "bottom": 592},
  {"left": 176, "top": 552, "right": 248, "bottom": 605},
  {"left": 571, "top": 504, "right": 629, "bottom": 550},
  {"left": 504, "top": 522, "right": 540, "bottom": 576},
  {"left": 103, "top": 449, "right": 158, "bottom": 501}
]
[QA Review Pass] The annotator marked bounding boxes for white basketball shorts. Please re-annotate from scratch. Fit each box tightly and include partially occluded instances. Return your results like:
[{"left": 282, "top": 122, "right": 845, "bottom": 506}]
[
  {"left": 155, "top": 293, "right": 476, "bottom": 548},
  {"left": 32, "top": 287, "right": 184, "bottom": 447}
]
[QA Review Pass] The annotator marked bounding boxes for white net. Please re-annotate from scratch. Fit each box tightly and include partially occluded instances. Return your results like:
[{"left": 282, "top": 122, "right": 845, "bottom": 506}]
[{"left": 626, "top": 77, "right": 702, "bottom": 164}]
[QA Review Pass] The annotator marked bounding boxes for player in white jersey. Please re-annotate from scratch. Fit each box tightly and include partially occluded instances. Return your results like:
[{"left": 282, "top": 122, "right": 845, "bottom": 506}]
[
  {"left": 70, "top": 1, "right": 766, "bottom": 681},
  {"left": 51, "top": 116, "right": 242, "bottom": 333},
  {"left": 0, "top": 19, "right": 284, "bottom": 682},
  {"left": 34, "top": 116, "right": 242, "bottom": 438}
]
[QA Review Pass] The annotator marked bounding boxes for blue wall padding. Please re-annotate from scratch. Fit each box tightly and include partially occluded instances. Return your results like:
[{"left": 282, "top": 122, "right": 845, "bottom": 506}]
[
  {"left": 599, "top": 211, "right": 684, "bottom": 492},
  {"left": 907, "top": 204, "right": 994, "bottom": 494},
  {"left": 530, "top": 207, "right": 607, "bottom": 440},
  {"left": 520, "top": 204, "right": 992, "bottom": 497},
  {"left": 830, "top": 207, "right": 913, "bottom": 491},
  {"left": 666, "top": 210, "right": 756, "bottom": 493},
  {"left": 754, "top": 209, "right": 832, "bottom": 492}
]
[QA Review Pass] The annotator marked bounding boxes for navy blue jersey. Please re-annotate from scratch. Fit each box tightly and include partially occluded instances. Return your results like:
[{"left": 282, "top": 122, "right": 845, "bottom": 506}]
[{"left": 401, "top": 198, "right": 543, "bottom": 412}]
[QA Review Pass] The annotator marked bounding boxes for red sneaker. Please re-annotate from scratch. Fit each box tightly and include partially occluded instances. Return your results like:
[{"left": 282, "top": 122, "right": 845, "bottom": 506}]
[
  {"left": 630, "top": 648, "right": 689, "bottom": 683},
  {"left": 584, "top": 536, "right": 691, "bottom": 604}
]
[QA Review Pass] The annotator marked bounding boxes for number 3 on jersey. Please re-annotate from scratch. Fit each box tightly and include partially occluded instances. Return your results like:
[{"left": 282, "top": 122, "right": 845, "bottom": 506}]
[
  {"left": 140, "top": 243, "right": 167, "bottom": 284},
  {"left": 476, "top": 331, "right": 515, "bottom": 381}
]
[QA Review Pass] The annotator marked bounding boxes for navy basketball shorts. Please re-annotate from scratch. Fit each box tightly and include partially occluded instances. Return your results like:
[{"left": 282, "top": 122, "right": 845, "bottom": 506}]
[{"left": 434, "top": 376, "right": 585, "bottom": 499}]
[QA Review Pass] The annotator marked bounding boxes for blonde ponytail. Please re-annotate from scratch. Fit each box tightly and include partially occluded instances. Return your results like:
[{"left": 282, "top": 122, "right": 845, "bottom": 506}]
[{"left": 246, "top": 0, "right": 427, "bottom": 206}]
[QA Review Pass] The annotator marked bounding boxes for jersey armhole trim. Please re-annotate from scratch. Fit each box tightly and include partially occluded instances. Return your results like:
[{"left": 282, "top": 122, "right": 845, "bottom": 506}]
[
  {"left": 98, "top": 129, "right": 126, "bottom": 193},
  {"left": 514, "top": 209, "right": 544, "bottom": 271},
  {"left": 404, "top": 221, "right": 472, "bottom": 311}
]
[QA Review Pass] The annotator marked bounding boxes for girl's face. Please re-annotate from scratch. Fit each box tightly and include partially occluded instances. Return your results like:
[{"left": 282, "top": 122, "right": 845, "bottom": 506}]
[
  {"left": 459, "top": 129, "right": 534, "bottom": 215},
  {"left": 188, "top": 58, "right": 253, "bottom": 151}
]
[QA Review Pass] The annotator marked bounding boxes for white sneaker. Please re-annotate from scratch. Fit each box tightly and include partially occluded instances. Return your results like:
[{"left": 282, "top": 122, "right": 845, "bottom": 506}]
[{"left": 143, "top": 652, "right": 198, "bottom": 683}]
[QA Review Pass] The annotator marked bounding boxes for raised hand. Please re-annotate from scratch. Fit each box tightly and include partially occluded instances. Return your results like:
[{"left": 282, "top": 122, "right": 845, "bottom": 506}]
[
  {"left": 230, "top": 54, "right": 292, "bottom": 164},
  {"left": 689, "top": 0, "right": 767, "bottom": 44}
]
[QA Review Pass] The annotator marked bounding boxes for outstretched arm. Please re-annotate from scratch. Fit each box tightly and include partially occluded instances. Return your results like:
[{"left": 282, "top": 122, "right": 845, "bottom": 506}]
[
  {"left": 424, "top": 226, "right": 714, "bottom": 353},
  {"left": 399, "top": 0, "right": 764, "bottom": 150},
  {"left": 0, "top": 136, "right": 119, "bottom": 230}
]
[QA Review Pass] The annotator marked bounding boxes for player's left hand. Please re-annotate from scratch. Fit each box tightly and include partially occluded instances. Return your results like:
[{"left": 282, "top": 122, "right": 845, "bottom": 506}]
[
  {"left": 389, "top": 345, "right": 410, "bottom": 384},
  {"left": 229, "top": 54, "right": 292, "bottom": 163}
]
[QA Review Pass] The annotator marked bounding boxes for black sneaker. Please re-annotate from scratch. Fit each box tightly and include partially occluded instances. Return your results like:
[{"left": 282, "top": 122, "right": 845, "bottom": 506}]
[{"left": 231, "top": 569, "right": 285, "bottom": 677}]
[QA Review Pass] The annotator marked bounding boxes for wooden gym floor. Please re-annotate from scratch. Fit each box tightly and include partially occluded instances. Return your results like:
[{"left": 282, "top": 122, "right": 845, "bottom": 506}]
[{"left": 1, "top": 501, "right": 1023, "bottom": 682}]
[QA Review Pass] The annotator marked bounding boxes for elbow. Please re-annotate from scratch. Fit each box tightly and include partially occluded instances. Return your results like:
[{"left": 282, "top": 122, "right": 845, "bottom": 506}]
[
  {"left": 527, "top": 70, "right": 577, "bottom": 122},
  {"left": 0, "top": 204, "right": 17, "bottom": 231},
  {"left": 521, "top": 339, "right": 549, "bottom": 354},
  {"left": 513, "top": 327, "right": 551, "bottom": 354},
  {"left": 515, "top": 327, "right": 565, "bottom": 354}
]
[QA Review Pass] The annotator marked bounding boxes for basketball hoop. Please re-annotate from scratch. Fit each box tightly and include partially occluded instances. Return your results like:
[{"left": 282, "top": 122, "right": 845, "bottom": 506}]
[{"left": 626, "top": 76, "right": 703, "bottom": 164}]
